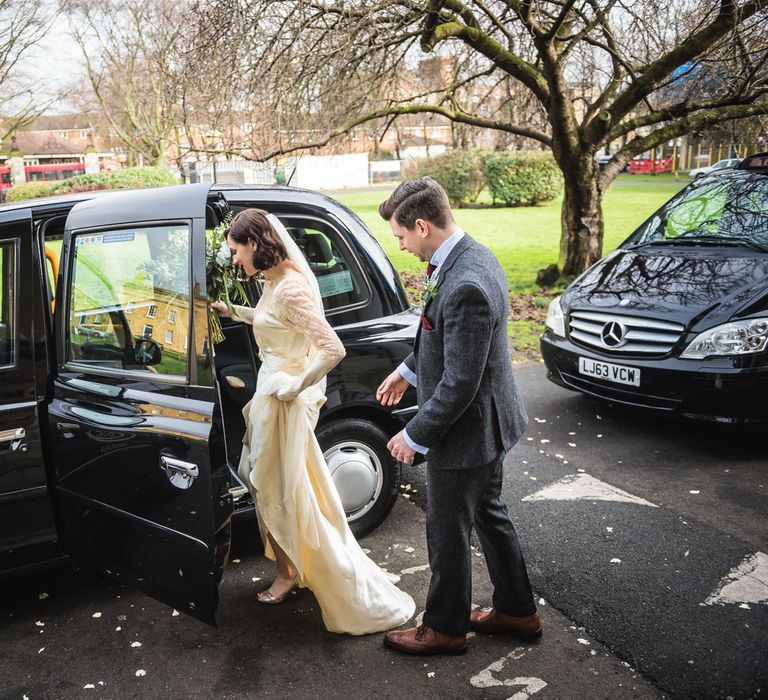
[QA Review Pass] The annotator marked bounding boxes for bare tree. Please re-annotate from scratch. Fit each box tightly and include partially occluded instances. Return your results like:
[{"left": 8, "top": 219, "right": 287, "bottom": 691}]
[
  {"left": 0, "top": 0, "right": 51, "bottom": 141},
  {"left": 63, "top": 0, "right": 198, "bottom": 167},
  {"left": 195, "top": 0, "right": 768, "bottom": 276}
]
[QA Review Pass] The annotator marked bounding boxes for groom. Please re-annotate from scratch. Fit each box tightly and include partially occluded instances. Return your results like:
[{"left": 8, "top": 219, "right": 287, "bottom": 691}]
[{"left": 376, "top": 178, "right": 540, "bottom": 655}]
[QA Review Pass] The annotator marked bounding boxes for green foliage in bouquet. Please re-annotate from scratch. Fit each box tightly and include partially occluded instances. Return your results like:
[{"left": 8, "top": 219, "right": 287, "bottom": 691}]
[{"left": 206, "top": 213, "right": 251, "bottom": 344}]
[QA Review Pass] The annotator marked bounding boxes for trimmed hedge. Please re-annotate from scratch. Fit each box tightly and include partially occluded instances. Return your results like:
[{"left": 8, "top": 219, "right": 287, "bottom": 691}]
[
  {"left": 6, "top": 167, "right": 177, "bottom": 202},
  {"left": 484, "top": 152, "right": 562, "bottom": 206},
  {"left": 416, "top": 150, "right": 487, "bottom": 206}
]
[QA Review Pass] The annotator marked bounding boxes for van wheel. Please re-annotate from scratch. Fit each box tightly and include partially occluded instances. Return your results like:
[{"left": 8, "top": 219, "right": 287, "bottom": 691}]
[{"left": 316, "top": 418, "right": 401, "bottom": 539}]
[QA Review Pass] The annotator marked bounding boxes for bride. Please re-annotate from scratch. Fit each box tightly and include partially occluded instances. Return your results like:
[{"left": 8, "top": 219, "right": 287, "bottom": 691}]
[{"left": 210, "top": 209, "right": 415, "bottom": 635}]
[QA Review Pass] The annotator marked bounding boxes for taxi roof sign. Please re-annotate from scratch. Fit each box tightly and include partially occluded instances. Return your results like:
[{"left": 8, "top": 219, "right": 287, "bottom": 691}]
[{"left": 737, "top": 152, "right": 768, "bottom": 170}]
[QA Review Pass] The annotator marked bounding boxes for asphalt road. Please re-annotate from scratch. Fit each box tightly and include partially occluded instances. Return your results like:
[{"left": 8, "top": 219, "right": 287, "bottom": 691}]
[
  {"left": 403, "top": 360, "right": 768, "bottom": 699},
  {"left": 2, "top": 361, "right": 765, "bottom": 699}
]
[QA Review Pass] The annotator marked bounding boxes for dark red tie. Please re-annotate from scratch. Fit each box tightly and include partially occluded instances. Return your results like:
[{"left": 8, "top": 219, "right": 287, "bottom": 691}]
[{"left": 426, "top": 262, "right": 436, "bottom": 277}]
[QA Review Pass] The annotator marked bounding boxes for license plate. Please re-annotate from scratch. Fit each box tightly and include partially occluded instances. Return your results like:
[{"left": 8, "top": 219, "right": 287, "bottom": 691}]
[{"left": 578, "top": 357, "right": 640, "bottom": 387}]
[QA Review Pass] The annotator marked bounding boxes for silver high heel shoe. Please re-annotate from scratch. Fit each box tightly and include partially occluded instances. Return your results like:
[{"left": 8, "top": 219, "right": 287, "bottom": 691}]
[{"left": 257, "top": 574, "right": 300, "bottom": 605}]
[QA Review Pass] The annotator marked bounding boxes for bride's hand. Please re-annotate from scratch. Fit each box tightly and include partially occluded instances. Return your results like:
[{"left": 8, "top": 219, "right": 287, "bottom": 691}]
[
  {"left": 209, "top": 300, "right": 230, "bottom": 317},
  {"left": 275, "top": 376, "right": 302, "bottom": 402}
]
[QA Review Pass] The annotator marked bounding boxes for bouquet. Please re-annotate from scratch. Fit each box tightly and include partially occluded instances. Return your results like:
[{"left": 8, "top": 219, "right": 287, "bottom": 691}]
[{"left": 206, "top": 214, "right": 251, "bottom": 344}]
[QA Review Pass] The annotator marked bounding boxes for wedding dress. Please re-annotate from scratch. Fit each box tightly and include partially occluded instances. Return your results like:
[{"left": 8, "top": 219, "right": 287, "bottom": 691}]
[{"left": 232, "top": 257, "right": 414, "bottom": 635}]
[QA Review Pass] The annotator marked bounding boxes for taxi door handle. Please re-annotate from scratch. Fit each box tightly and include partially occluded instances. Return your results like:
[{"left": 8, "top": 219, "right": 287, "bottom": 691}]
[{"left": 160, "top": 454, "right": 199, "bottom": 490}]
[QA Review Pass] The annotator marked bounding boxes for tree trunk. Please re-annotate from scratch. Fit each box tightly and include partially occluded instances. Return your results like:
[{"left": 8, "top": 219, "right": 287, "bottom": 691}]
[{"left": 558, "top": 161, "right": 605, "bottom": 276}]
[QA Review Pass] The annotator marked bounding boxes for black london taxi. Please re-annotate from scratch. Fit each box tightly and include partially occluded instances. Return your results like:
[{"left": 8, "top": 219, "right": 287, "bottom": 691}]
[
  {"left": 541, "top": 152, "right": 768, "bottom": 426},
  {"left": 0, "top": 182, "right": 419, "bottom": 624}
]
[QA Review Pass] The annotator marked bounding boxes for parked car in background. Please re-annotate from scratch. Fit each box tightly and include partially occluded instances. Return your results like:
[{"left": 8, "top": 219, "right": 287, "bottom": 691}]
[
  {"left": 0, "top": 183, "right": 419, "bottom": 624},
  {"left": 541, "top": 152, "right": 768, "bottom": 426},
  {"left": 689, "top": 157, "right": 742, "bottom": 179}
]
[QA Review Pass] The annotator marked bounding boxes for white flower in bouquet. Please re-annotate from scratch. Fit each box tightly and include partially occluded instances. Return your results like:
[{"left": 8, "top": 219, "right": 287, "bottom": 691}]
[{"left": 206, "top": 213, "right": 251, "bottom": 344}]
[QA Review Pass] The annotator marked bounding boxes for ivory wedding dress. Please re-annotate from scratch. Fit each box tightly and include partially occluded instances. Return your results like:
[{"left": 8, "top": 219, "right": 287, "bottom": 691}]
[{"left": 232, "top": 268, "right": 415, "bottom": 635}]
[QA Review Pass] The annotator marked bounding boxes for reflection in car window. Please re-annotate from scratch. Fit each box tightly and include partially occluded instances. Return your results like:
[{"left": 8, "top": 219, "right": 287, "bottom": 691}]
[
  {"left": 280, "top": 217, "right": 369, "bottom": 312},
  {"left": 67, "top": 225, "right": 191, "bottom": 377},
  {"left": 0, "top": 242, "right": 16, "bottom": 368},
  {"left": 632, "top": 174, "right": 768, "bottom": 246}
]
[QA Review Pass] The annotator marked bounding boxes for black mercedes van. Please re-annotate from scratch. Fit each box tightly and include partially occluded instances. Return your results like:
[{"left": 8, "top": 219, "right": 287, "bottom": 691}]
[
  {"left": 0, "top": 182, "right": 419, "bottom": 624},
  {"left": 541, "top": 153, "right": 768, "bottom": 425}
]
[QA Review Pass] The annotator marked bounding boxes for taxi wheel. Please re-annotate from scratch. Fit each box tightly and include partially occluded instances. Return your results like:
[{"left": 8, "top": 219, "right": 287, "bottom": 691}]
[{"left": 317, "top": 418, "right": 401, "bottom": 539}]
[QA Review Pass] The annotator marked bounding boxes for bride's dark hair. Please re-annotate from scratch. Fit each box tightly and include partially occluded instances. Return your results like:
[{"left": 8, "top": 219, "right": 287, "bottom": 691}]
[{"left": 226, "top": 209, "right": 288, "bottom": 271}]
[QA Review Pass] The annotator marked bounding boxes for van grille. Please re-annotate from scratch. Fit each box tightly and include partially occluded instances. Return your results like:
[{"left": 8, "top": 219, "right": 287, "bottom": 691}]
[{"left": 568, "top": 311, "right": 685, "bottom": 355}]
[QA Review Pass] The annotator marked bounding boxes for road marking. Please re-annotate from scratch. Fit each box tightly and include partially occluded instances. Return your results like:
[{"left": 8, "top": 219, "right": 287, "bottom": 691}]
[
  {"left": 705, "top": 551, "right": 768, "bottom": 606},
  {"left": 521, "top": 473, "right": 658, "bottom": 507},
  {"left": 470, "top": 650, "right": 547, "bottom": 699},
  {"left": 400, "top": 564, "right": 430, "bottom": 575}
]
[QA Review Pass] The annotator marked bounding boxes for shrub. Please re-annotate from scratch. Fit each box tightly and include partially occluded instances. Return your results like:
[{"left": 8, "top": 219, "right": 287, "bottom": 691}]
[
  {"left": 484, "top": 151, "right": 562, "bottom": 206},
  {"left": 416, "top": 149, "right": 487, "bottom": 206},
  {"left": 5, "top": 181, "right": 57, "bottom": 202},
  {"left": 6, "top": 167, "right": 176, "bottom": 202}
]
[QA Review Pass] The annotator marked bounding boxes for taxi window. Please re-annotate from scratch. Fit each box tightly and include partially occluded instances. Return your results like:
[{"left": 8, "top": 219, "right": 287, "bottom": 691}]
[
  {"left": 66, "top": 225, "right": 191, "bottom": 378},
  {"left": 280, "top": 217, "right": 369, "bottom": 313},
  {"left": 0, "top": 242, "right": 16, "bottom": 368}
]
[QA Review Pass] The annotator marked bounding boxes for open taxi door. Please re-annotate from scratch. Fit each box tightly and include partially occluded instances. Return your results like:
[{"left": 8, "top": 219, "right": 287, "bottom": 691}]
[{"left": 46, "top": 184, "right": 232, "bottom": 625}]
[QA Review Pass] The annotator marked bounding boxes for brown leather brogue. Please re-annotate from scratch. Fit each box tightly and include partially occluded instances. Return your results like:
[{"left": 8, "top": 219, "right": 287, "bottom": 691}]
[
  {"left": 383, "top": 624, "right": 468, "bottom": 656},
  {"left": 469, "top": 609, "right": 542, "bottom": 640}
]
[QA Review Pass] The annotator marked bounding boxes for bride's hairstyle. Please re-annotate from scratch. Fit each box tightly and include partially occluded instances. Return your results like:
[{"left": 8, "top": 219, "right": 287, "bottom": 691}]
[{"left": 226, "top": 209, "right": 288, "bottom": 271}]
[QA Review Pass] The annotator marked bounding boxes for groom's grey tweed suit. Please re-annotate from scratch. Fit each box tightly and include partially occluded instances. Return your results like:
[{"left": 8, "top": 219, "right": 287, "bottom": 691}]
[{"left": 403, "top": 234, "right": 537, "bottom": 637}]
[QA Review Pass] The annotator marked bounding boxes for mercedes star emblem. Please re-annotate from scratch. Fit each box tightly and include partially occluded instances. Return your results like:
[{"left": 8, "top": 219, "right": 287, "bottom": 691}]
[{"left": 601, "top": 321, "right": 626, "bottom": 347}]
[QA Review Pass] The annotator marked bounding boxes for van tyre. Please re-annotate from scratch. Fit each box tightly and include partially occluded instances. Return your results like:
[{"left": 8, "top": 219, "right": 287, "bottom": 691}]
[{"left": 316, "top": 418, "right": 401, "bottom": 539}]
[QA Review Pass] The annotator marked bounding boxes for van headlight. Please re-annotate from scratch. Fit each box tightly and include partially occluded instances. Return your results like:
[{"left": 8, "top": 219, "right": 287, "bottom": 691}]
[
  {"left": 545, "top": 296, "right": 566, "bottom": 337},
  {"left": 681, "top": 318, "right": 768, "bottom": 358}
]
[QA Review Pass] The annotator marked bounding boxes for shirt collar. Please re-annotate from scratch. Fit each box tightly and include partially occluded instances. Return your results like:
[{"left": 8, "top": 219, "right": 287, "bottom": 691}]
[{"left": 429, "top": 228, "right": 465, "bottom": 272}]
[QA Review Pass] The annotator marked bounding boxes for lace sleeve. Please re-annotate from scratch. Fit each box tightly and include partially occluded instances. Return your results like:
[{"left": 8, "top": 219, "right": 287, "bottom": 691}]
[
  {"left": 273, "top": 278, "right": 345, "bottom": 362},
  {"left": 231, "top": 304, "right": 254, "bottom": 324}
]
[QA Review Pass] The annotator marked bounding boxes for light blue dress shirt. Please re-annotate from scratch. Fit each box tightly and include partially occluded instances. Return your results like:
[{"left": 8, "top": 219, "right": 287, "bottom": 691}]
[{"left": 398, "top": 228, "right": 465, "bottom": 455}]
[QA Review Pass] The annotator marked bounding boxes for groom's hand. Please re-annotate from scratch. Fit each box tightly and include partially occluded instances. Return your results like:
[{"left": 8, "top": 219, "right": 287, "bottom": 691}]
[
  {"left": 388, "top": 430, "right": 415, "bottom": 465},
  {"left": 377, "top": 369, "right": 409, "bottom": 407}
]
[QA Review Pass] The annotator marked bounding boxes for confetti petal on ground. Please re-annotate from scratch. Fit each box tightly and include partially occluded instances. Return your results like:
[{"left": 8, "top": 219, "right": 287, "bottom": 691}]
[
  {"left": 610, "top": 558, "right": 622, "bottom": 563},
  {"left": 568, "top": 443, "right": 576, "bottom": 447},
  {"left": 131, "top": 642, "right": 142, "bottom": 648},
  {"left": 690, "top": 490, "right": 700, "bottom": 494},
  {"left": 362, "top": 548, "right": 371, "bottom": 554},
  {"left": 115, "top": 627, "right": 122, "bottom": 632},
  {"left": 404, "top": 547, "right": 415, "bottom": 553},
  {"left": 38, "top": 593, "right": 49, "bottom": 600},
  {"left": 135, "top": 670, "right": 146, "bottom": 677},
  {"left": 540, "top": 439, "right": 550, "bottom": 444},
  {"left": 232, "top": 559, "right": 241, "bottom": 564},
  {"left": 35, "top": 621, "right": 44, "bottom": 627},
  {"left": 84, "top": 684, "right": 95, "bottom": 690},
  {"left": 577, "top": 638, "right": 590, "bottom": 645},
  {"left": 171, "top": 610, "right": 179, "bottom": 617},
  {"left": 38, "top": 648, "right": 45, "bottom": 654},
  {"left": 92, "top": 612, "right": 102, "bottom": 619}
]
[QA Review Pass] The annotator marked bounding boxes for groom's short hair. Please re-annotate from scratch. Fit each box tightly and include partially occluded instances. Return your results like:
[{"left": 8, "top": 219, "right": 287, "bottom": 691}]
[{"left": 378, "top": 177, "right": 453, "bottom": 229}]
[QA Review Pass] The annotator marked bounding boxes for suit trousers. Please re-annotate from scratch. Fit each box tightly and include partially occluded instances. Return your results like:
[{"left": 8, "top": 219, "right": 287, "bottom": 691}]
[{"left": 422, "top": 453, "right": 537, "bottom": 637}]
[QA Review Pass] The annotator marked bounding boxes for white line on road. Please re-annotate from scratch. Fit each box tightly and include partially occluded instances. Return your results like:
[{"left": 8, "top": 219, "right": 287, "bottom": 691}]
[
  {"left": 470, "top": 649, "right": 547, "bottom": 700},
  {"left": 705, "top": 551, "right": 768, "bottom": 606},
  {"left": 521, "top": 473, "right": 658, "bottom": 507}
]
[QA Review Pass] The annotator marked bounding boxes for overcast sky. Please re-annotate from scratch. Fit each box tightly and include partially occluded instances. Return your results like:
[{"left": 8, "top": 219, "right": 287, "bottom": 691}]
[{"left": 18, "top": 11, "right": 85, "bottom": 113}]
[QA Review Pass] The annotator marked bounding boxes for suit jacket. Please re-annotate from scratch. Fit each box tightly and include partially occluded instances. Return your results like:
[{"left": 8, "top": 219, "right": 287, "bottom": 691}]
[{"left": 404, "top": 234, "right": 528, "bottom": 470}]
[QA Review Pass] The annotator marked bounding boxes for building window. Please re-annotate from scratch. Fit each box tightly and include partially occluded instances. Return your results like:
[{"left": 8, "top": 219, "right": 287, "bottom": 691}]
[
  {"left": 167, "top": 309, "right": 176, "bottom": 323},
  {"left": 147, "top": 304, "right": 157, "bottom": 318},
  {"left": 165, "top": 330, "right": 173, "bottom": 344},
  {"left": 126, "top": 302, "right": 134, "bottom": 314},
  {"left": 143, "top": 324, "right": 153, "bottom": 338},
  {"left": 80, "top": 130, "right": 88, "bottom": 139},
  {"left": 94, "top": 313, "right": 104, "bottom": 324}
]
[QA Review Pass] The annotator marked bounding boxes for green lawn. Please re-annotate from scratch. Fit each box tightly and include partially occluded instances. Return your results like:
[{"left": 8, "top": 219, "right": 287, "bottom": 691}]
[
  {"left": 337, "top": 182, "right": 686, "bottom": 358},
  {"left": 337, "top": 182, "right": 686, "bottom": 292}
]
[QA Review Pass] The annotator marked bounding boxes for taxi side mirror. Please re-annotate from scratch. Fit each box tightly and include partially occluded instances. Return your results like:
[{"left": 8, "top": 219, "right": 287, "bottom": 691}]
[{"left": 134, "top": 338, "right": 162, "bottom": 365}]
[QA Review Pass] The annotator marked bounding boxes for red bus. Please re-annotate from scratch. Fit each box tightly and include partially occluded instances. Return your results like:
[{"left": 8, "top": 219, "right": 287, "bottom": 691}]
[{"left": 0, "top": 162, "right": 92, "bottom": 194}]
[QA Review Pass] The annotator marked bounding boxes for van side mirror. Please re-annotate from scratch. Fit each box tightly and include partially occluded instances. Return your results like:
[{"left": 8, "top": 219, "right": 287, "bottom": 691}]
[{"left": 134, "top": 338, "right": 162, "bottom": 365}]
